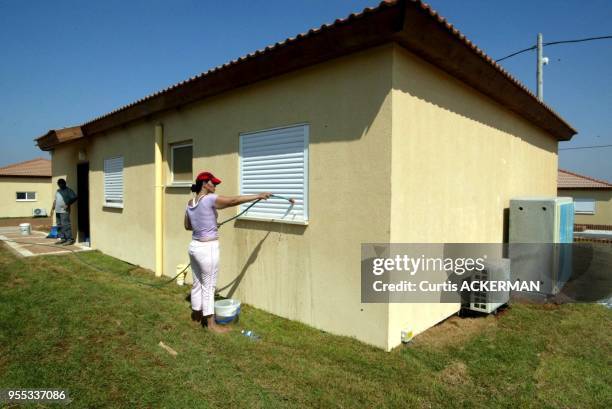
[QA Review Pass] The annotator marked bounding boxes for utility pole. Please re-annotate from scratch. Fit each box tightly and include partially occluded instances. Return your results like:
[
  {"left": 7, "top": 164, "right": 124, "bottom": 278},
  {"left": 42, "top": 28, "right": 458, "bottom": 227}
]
[{"left": 536, "top": 33, "right": 549, "bottom": 102}]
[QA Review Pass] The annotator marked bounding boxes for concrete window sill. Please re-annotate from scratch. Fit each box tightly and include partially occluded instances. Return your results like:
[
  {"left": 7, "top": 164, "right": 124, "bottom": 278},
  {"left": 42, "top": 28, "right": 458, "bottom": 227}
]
[
  {"left": 237, "top": 216, "right": 309, "bottom": 226},
  {"left": 104, "top": 203, "right": 124, "bottom": 209}
]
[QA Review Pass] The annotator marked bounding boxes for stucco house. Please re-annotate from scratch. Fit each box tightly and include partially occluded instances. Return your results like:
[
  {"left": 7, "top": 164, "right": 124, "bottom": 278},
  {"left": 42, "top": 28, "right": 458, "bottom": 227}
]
[
  {"left": 0, "top": 158, "right": 52, "bottom": 218},
  {"left": 558, "top": 169, "right": 612, "bottom": 228},
  {"left": 35, "top": 0, "right": 576, "bottom": 350}
]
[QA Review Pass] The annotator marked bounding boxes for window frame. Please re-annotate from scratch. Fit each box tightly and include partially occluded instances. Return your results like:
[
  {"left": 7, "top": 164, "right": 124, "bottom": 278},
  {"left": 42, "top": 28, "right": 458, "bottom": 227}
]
[
  {"left": 238, "top": 123, "right": 309, "bottom": 225},
  {"left": 103, "top": 156, "right": 124, "bottom": 209},
  {"left": 169, "top": 142, "right": 193, "bottom": 187},
  {"left": 16, "top": 191, "right": 37, "bottom": 202}
]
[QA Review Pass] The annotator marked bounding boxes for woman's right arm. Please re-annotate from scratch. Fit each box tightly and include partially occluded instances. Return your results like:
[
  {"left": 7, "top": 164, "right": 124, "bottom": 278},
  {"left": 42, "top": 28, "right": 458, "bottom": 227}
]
[{"left": 215, "top": 192, "right": 271, "bottom": 210}]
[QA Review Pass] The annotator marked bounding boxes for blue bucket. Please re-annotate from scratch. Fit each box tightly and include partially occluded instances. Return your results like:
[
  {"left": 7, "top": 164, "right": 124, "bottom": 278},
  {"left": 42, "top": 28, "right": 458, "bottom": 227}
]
[
  {"left": 215, "top": 306, "right": 240, "bottom": 324},
  {"left": 47, "top": 226, "right": 59, "bottom": 239}
]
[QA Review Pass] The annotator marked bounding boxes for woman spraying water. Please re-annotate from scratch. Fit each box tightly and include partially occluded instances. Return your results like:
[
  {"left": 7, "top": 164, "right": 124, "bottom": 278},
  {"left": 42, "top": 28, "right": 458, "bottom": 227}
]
[{"left": 184, "top": 171, "right": 271, "bottom": 333}]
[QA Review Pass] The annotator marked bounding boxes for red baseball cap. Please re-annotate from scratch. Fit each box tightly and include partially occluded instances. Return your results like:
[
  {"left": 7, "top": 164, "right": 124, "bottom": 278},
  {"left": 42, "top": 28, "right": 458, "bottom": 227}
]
[{"left": 196, "top": 171, "right": 222, "bottom": 185}]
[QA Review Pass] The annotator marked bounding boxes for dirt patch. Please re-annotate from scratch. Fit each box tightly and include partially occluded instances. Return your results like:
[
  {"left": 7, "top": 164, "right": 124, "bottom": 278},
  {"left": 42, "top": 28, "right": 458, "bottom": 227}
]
[
  {"left": 438, "top": 361, "right": 469, "bottom": 386},
  {"left": 538, "top": 303, "right": 562, "bottom": 310},
  {"left": 53, "top": 339, "right": 71, "bottom": 353},
  {"left": 412, "top": 315, "right": 497, "bottom": 349},
  {"left": 129, "top": 267, "right": 153, "bottom": 277},
  {"left": 4, "top": 277, "right": 26, "bottom": 288},
  {"left": 0, "top": 217, "right": 52, "bottom": 230},
  {"left": 160, "top": 323, "right": 175, "bottom": 332}
]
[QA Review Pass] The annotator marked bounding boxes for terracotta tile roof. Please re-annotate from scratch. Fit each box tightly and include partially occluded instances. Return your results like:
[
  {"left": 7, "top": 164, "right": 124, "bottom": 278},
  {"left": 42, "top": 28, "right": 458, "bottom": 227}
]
[
  {"left": 558, "top": 169, "right": 612, "bottom": 189},
  {"left": 37, "top": 0, "right": 577, "bottom": 150},
  {"left": 0, "top": 157, "right": 51, "bottom": 177}
]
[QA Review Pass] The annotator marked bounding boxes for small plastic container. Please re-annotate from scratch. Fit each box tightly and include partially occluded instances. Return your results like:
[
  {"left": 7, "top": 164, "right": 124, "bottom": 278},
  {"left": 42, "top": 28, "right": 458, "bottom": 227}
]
[
  {"left": 175, "top": 264, "right": 189, "bottom": 286},
  {"left": 241, "top": 330, "right": 260, "bottom": 341}
]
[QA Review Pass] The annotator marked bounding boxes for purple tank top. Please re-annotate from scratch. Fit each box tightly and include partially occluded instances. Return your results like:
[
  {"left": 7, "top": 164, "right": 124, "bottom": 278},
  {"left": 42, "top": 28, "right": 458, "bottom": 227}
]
[{"left": 186, "top": 194, "right": 218, "bottom": 240}]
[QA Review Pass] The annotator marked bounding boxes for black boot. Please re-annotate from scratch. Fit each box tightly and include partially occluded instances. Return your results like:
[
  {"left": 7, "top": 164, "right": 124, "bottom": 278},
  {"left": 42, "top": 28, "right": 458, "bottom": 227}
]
[{"left": 191, "top": 310, "right": 202, "bottom": 323}]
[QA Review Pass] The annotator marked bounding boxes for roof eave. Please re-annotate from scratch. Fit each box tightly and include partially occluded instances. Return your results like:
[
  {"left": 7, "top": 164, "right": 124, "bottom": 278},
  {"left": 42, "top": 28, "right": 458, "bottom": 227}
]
[
  {"left": 36, "top": 126, "right": 84, "bottom": 151},
  {"left": 0, "top": 174, "right": 52, "bottom": 178},
  {"left": 35, "top": 130, "right": 58, "bottom": 151},
  {"left": 37, "top": 0, "right": 577, "bottom": 150},
  {"left": 392, "top": 2, "right": 576, "bottom": 141},
  {"left": 558, "top": 187, "right": 612, "bottom": 190}
]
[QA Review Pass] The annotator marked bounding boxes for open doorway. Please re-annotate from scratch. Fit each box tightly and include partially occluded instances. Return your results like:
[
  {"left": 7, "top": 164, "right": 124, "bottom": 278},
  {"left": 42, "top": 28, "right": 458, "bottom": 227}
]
[{"left": 76, "top": 162, "right": 90, "bottom": 243}]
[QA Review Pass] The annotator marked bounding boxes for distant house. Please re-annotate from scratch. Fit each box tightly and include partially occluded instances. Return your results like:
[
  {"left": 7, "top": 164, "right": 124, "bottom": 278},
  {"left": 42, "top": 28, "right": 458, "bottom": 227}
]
[
  {"left": 558, "top": 169, "right": 612, "bottom": 228},
  {"left": 0, "top": 158, "right": 52, "bottom": 218},
  {"left": 35, "top": 0, "right": 576, "bottom": 350}
]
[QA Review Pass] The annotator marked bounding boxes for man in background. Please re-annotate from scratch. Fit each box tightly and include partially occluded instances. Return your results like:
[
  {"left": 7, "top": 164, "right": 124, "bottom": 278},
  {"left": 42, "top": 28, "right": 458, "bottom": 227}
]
[{"left": 51, "top": 178, "right": 78, "bottom": 245}]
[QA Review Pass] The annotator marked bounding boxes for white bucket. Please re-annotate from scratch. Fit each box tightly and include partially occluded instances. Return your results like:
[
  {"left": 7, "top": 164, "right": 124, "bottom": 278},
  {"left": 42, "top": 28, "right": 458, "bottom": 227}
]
[
  {"left": 214, "top": 299, "right": 241, "bottom": 323},
  {"left": 19, "top": 223, "right": 31, "bottom": 236}
]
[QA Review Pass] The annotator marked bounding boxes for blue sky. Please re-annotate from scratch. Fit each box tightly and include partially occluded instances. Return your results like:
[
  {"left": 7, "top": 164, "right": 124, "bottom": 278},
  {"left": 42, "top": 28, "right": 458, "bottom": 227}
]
[{"left": 1, "top": 0, "right": 611, "bottom": 180}]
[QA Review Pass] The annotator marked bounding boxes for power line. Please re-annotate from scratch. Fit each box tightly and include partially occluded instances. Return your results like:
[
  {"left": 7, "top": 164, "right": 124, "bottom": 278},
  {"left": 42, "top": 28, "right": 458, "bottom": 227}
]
[
  {"left": 559, "top": 144, "right": 612, "bottom": 151},
  {"left": 497, "top": 46, "right": 536, "bottom": 63},
  {"left": 545, "top": 35, "right": 612, "bottom": 47},
  {"left": 496, "top": 35, "right": 612, "bottom": 62}
]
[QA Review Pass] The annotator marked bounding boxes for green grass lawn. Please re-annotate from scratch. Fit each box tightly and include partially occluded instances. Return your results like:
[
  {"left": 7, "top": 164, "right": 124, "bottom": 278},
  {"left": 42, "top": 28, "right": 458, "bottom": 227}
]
[{"left": 0, "top": 245, "right": 610, "bottom": 408}]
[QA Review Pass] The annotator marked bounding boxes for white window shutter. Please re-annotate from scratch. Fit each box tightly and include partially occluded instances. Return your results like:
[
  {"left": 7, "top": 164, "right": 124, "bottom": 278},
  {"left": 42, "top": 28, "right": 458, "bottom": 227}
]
[
  {"left": 574, "top": 198, "right": 595, "bottom": 214},
  {"left": 239, "top": 124, "right": 308, "bottom": 222},
  {"left": 104, "top": 157, "right": 124, "bottom": 205}
]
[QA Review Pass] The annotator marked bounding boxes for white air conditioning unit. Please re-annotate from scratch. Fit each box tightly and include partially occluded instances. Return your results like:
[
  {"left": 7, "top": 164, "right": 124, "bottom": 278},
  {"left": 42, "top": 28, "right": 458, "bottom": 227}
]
[
  {"left": 468, "top": 259, "right": 510, "bottom": 314},
  {"left": 32, "top": 208, "right": 48, "bottom": 217},
  {"left": 509, "top": 197, "right": 574, "bottom": 295}
]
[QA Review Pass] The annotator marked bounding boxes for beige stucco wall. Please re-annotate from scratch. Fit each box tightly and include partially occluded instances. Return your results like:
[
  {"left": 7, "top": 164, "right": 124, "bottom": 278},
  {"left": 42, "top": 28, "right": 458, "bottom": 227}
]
[
  {"left": 0, "top": 176, "right": 52, "bottom": 218},
  {"left": 88, "top": 123, "right": 157, "bottom": 270},
  {"left": 51, "top": 126, "right": 156, "bottom": 269},
  {"left": 48, "top": 45, "right": 394, "bottom": 348},
  {"left": 558, "top": 189, "right": 612, "bottom": 225},
  {"left": 387, "top": 45, "right": 559, "bottom": 349}
]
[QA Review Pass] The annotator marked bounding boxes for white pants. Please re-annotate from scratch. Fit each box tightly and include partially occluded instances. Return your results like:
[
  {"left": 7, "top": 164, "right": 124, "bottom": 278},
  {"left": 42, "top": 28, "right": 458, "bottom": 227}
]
[{"left": 188, "top": 240, "right": 219, "bottom": 316}]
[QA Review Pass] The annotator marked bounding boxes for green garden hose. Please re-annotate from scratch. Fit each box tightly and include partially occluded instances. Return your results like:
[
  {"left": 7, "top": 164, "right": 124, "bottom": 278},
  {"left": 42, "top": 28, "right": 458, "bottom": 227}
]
[{"left": 0, "top": 194, "right": 294, "bottom": 289}]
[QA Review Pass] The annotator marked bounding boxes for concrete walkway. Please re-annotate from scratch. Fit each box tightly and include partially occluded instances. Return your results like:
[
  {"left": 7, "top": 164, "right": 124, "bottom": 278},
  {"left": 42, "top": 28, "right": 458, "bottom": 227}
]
[
  {"left": 575, "top": 229, "right": 612, "bottom": 240},
  {"left": 0, "top": 228, "right": 92, "bottom": 257}
]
